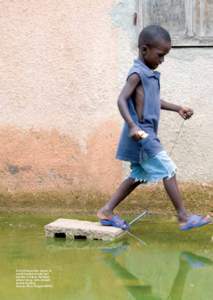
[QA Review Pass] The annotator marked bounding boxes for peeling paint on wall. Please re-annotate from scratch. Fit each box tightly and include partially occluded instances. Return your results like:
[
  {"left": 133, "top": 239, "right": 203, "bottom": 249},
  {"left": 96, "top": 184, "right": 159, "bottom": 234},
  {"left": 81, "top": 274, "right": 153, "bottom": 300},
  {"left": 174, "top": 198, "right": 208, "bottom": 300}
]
[{"left": 0, "top": 121, "right": 122, "bottom": 193}]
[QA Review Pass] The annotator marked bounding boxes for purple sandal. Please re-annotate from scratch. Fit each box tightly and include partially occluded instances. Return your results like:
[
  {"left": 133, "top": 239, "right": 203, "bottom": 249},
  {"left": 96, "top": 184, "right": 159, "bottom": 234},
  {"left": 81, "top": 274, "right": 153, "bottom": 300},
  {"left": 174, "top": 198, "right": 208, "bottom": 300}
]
[
  {"left": 180, "top": 214, "right": 212, "bottom": 231},
  {"left": 100, "top": 215, "right": 129, "bottom": 230}
]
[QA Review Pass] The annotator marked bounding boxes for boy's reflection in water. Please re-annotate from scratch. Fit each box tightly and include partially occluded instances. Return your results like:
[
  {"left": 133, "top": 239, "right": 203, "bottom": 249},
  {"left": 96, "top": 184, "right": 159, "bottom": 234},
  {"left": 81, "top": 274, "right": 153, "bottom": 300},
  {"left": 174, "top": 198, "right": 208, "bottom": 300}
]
[
  {"left": 102, "top": 242, "right": 213, "bottom": 300},
  {"left": 167, "top": 251, "right": 213, "bottom": 300}
]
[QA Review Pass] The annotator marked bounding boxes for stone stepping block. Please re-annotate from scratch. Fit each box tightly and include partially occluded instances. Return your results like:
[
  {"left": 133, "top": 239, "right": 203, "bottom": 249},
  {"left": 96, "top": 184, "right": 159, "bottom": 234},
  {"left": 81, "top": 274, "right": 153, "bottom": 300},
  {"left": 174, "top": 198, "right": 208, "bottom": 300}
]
[{"left": 44, "top": 218, "right": 123, "bottom": 241}]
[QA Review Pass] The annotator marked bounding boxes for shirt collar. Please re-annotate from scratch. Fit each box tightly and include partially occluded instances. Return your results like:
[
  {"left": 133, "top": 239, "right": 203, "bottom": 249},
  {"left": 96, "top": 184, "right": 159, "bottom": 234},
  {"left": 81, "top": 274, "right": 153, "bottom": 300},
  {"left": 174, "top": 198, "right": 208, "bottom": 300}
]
[{"left": 134, "top": 59, "right": 160, "bottom": 79}]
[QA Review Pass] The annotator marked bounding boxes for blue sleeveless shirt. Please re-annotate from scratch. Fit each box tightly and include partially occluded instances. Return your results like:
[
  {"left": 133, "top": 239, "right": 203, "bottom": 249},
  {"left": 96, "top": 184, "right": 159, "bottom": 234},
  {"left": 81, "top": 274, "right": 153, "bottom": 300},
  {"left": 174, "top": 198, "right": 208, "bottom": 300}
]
[{"left": 116, "top": 59, "right": 163, "bottom": 163}]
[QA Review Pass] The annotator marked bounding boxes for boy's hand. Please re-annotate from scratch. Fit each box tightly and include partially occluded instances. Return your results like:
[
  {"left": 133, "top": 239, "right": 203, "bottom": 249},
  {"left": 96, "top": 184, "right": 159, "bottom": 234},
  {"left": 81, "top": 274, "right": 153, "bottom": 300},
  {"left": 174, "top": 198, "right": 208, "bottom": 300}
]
[
  {"left": 178, "top": 106, "right": 194, "bottom": 120},
  {"left": 129, "top": 125, "right": 148, "bottom": 141}
]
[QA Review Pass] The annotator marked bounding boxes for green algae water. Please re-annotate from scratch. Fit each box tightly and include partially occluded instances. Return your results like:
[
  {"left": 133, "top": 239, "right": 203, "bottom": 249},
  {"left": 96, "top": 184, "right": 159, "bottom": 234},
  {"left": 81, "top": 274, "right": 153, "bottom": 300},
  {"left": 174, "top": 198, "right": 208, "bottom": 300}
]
[{"left": 1, "top": 213, "right": 213, "bottom": 300}]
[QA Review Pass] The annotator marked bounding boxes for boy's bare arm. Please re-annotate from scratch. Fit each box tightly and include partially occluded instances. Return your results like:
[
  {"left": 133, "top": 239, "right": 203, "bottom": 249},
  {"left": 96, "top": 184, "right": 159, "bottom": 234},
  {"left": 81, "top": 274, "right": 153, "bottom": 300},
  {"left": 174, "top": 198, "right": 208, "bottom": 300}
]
[
  {"left": 160, "top": 99, "right": 181, "bottom": 111},
  {"left": 135, "top": 85, "right": 144, "bottom": 122},
  {"left": 118, "top": 74, "right": 147, "bottom": 140},
  {"left": 160, "top": 99, "right": 193, "bottom": 119}
]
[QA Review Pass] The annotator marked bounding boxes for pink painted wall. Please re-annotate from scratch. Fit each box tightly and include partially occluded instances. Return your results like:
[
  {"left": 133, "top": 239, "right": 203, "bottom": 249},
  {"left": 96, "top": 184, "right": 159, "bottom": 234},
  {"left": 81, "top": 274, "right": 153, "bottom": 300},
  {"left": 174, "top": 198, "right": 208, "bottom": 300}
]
[{"left": 0, "top": 0, "right": 125, "bottom": 193}]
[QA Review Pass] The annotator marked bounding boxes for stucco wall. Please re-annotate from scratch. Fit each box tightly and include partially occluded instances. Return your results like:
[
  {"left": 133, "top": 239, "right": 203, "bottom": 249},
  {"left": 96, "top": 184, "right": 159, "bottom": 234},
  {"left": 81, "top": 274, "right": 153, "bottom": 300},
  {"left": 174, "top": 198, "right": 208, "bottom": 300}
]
[
  {"left": 0, "top": 0, "right": 212, "bottom": 195},
  {"left": 159, "top": 48, "right": 213, "bottom": 182}
]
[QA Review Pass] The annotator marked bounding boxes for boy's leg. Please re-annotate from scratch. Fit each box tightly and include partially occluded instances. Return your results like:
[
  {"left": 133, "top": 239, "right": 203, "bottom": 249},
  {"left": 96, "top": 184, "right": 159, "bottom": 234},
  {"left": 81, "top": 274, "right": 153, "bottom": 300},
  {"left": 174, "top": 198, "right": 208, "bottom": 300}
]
[
  {"left": 163, "top": 175, "right": 188, "bottom": 222},
  {"left": 97, "top": 177, "right": 141, "bottom": 220}
]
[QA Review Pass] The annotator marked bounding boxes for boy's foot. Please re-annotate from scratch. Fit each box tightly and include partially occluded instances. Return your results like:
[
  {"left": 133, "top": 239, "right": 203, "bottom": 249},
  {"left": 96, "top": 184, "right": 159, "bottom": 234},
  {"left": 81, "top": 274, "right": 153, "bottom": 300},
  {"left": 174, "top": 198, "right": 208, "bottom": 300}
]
[
  {"left": 179, "top": 214, "right": 212, "bottom": 231},
  {"left": 97, "top": 207, "right": 113, "bottom": 220}
]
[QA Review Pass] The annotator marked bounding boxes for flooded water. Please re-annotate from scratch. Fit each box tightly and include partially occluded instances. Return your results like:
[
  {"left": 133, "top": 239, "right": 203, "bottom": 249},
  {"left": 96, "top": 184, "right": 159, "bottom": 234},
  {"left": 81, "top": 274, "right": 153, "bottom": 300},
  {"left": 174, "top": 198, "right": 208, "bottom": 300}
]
[{"left": 1, "top": 213, "right": 213, "bottom": 300}]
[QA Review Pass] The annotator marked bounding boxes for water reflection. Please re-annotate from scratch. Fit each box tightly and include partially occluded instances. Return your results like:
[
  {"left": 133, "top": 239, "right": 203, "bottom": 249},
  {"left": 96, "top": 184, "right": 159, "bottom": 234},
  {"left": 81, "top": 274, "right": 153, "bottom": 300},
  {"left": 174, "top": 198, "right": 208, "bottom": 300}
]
[
  {"left": 167, "top": 251, "right": 213, "bottom": 300},
  {"left": 101, "top": 240, "right": 213, "bottom": 300},
  {"left": 44, "top": 227, "right": 213, "bottom": 300}
]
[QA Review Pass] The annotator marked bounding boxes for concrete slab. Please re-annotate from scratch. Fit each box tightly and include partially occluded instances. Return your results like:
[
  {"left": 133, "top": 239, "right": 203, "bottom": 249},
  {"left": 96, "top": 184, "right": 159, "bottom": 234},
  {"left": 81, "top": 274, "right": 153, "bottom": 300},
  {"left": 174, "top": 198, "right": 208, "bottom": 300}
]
[{"left": 44, "top": 218, "right": 123, "bottom": 241}]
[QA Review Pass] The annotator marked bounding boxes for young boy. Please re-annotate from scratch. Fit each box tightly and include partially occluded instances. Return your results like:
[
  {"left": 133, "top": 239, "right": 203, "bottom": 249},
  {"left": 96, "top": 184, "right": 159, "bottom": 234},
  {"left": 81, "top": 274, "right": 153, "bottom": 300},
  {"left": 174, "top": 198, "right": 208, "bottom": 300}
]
[{"left": 97, "top": 25, "right": 211, "bottom": 231}]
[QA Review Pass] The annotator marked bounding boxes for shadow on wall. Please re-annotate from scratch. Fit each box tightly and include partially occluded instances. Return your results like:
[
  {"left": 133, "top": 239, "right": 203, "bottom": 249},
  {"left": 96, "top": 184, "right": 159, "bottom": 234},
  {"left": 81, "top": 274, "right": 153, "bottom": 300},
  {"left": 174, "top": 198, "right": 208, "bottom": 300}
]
[{"left": 0, "top": 120, "right": 122, "bottom": 193}]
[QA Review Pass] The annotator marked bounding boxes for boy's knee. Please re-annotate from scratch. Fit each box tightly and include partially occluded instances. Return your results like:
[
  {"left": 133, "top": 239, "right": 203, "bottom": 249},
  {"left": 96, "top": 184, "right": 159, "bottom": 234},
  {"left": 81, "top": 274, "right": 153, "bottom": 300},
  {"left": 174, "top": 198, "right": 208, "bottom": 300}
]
[
  {"left": 163, "top": 173, "right": 176, "bottom": 183},
  {"left": 128, "top": 177, "right": 142, "bottom": 186}
]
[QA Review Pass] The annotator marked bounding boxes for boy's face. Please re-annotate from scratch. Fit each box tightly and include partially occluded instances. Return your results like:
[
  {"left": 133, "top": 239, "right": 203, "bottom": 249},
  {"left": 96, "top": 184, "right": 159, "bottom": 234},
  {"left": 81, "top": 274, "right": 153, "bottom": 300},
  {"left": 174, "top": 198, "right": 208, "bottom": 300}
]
[{"left": 142, "top": 39, "right": 171, "bottom": 70}]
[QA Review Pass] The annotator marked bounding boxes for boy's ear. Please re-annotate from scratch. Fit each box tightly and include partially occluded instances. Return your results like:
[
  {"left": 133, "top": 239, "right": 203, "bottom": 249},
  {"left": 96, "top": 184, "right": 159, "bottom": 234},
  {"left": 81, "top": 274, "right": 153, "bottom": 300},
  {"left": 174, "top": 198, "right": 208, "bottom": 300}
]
[{"left": 141, "top": 45, "right": 148, "bottom": 55}]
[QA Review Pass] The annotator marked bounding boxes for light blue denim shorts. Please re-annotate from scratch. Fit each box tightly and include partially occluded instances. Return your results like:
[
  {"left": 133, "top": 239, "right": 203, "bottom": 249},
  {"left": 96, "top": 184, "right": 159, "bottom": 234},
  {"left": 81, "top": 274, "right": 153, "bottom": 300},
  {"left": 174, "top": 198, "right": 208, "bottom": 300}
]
[{"left": 129, "top": 150, "right": 177, "bottom": 183}]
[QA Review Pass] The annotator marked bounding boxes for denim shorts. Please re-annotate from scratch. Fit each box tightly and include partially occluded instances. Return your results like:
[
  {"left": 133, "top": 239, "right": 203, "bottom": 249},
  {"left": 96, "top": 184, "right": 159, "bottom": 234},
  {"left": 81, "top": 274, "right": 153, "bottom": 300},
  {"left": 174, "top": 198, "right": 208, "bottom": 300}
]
[{"left": 129, "top": 150, "right": 177, "bottom": 183}]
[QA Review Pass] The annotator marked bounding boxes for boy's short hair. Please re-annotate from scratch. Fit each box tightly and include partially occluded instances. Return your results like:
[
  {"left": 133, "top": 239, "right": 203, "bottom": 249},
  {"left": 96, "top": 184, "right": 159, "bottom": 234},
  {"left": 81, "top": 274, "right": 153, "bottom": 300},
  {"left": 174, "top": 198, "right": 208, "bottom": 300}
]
[{"left": 138, "top": 25, "right": 171, "bottom": 48}]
